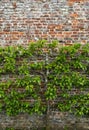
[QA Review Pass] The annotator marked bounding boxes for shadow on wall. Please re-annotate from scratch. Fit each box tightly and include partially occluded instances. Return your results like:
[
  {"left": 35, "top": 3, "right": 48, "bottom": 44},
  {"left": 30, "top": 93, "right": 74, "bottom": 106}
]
[{"left": 3, "top": 126, "right": 89, "bottom": 130}]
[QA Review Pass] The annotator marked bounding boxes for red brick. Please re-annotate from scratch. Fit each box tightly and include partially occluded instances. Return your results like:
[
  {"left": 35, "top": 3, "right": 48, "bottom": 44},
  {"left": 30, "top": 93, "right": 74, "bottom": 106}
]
[{"left": 70, "top": 13, "right": 79, "bottom": 18}]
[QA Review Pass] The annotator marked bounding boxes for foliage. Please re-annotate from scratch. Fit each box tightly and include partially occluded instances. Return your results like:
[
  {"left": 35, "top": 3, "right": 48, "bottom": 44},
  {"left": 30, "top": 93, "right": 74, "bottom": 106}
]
[{"left": 0, "top": 40, "right": 89, "bottom": 116}]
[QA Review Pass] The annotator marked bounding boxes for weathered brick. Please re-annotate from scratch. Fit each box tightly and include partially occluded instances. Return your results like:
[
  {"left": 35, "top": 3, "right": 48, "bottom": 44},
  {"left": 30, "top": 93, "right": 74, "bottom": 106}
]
[
  {"left": 0, "top": 0, "right": 89, "bottom": 45},
  {"left": 68, "top": 0, "right": 88, "bottom": 5}
]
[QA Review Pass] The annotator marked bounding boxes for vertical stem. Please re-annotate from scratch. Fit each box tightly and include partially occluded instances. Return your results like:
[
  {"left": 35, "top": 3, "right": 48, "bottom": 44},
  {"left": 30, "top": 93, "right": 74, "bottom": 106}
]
[
  {"left": 45, "top": 52, "right": 50, "bottom": 130},
  {"left": 45, "top": 52, "right": 49, "bottom": 114}
]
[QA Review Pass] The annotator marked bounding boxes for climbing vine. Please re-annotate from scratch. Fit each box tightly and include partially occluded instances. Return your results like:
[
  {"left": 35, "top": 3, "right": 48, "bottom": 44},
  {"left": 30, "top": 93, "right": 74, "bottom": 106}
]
[{"left": 0, "top": 40, "right": 89, "bottom": 116}]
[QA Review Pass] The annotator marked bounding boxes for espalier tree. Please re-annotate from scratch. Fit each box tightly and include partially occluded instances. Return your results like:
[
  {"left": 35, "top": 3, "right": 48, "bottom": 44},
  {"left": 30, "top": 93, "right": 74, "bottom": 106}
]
[{"left": 0, "top": 40, "right": 89, "bottom": 116}]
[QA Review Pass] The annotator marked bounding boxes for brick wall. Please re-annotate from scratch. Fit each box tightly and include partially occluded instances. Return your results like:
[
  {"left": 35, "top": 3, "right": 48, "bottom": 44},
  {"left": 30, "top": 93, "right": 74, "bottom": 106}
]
[
  {"left": 0, "top": 0, "right": 89, "bottom": 46},
  {"left": 0, "top": 112, "right": 89, "bottom": 129}
]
